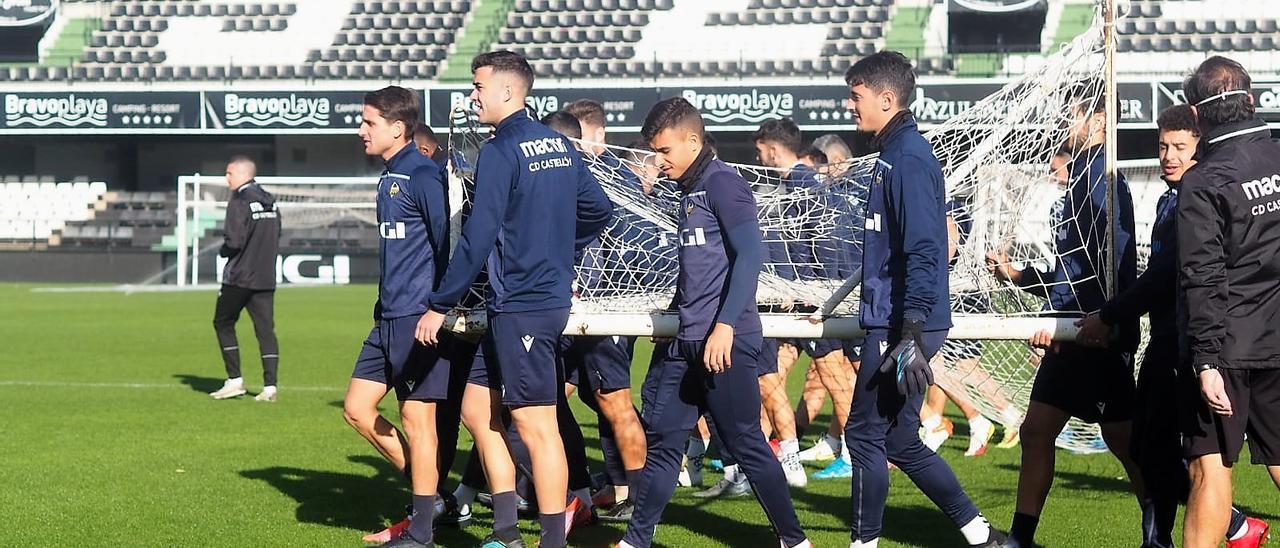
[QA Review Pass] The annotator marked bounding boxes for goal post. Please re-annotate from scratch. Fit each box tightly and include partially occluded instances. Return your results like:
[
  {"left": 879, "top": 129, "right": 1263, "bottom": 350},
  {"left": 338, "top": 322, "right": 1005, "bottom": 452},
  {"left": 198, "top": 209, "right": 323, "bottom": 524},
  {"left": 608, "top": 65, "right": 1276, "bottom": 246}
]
[{"left": 174, "top": 174, "right": 379, "bottom": 287}]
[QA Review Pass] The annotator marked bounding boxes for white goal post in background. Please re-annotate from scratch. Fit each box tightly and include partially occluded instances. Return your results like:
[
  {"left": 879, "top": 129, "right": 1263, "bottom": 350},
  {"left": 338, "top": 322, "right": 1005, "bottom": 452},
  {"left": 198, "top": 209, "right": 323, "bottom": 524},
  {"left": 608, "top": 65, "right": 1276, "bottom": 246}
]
[{"left": 175, "top": 175, "right": 379, "bottom": 288}]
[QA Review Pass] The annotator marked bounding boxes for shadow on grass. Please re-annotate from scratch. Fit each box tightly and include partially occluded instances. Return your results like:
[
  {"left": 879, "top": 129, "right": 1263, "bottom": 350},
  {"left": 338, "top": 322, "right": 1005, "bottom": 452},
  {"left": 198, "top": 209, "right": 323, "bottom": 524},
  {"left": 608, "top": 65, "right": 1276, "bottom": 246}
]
[
  {"left": 791, "top": 488, "right": 975, "bottom": 547},
  {"left": 174, "top": 374, "right": 225, "bottom": 394},
  {"left": 994, "top": 462, "right": 1133, "bottom": 493},
  {"left": 240, "top": 454, "right": 490, "bottom": 544}
]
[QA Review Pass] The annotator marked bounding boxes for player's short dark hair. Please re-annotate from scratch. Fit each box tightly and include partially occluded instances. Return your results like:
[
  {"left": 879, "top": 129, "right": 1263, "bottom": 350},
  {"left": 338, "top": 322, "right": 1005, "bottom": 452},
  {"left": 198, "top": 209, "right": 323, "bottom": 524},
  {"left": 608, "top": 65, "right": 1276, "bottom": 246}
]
[
  {"left": 414, "top": 123, "right": 438, "bottom": 145},
  {"left": 227, "top": 154, "right": 255, "bottom": 166},
  {"left": 752, "top": 118, "right": 803, "bottom": 154},
  {"left": 471, "top": 50, "right": 534, "bottom": 93},
  {"left": 641, "top": 97, "right": 705, "bottom": 144},
  {"left": 800, "top": 146, "right": 828, "bottom": 165},
  {"left": 844, "top": 51, "right": 915, "bottom": 108},
  {"left": 1157, "top": 104, "right": 1199, "bottom": 136},
  {"left": 564, "top": 99, "right": 606, "bottom": 127},
  {"left": 1064, "top": 78, "right": 1106, "bottom": 116},
  {"left": 364, "top": 86, "right": 419, "bottom": 141},
  {"left": 1184, "top": 55, "right": 1254, "bottom": 126},
  {"left": 617, "top": 140, "right": 651, "bottom": 164},
  {"left": 541, "top": 110, "right": 582, "bottom": 139}
]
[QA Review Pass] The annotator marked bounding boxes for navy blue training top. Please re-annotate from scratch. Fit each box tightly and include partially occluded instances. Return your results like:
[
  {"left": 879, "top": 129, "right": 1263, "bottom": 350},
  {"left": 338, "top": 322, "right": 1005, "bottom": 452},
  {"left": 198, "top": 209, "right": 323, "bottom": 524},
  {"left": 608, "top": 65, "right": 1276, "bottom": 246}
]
[
  {"left": 1015, "top": 147, "right": 1139, "bottom": 350},
  {"left": 375, "top": 143, "right": 449, "bottom": 320},
  {"left": 1017, "top": 147, "right": 1137, "bottom": 314},
  {"left": 1100, "top": 186, "right": 1178, "bottom": 338},
  {"left": 676, "top": 158, "right": 764, "bottom": 340},
  {"left": 859, "top": 116, "right": 952, "bottom": 331},
  {"left": 429, "top": 109, "right": 612, "bottom": 314}
]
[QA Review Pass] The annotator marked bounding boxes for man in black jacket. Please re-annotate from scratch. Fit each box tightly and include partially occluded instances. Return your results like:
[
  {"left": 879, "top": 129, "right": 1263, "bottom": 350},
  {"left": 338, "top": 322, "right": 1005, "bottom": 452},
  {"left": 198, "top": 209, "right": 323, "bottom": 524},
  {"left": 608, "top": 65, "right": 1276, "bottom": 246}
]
[
  {"left": 1178, "top": 56, "right": 1280, "bottom": 548},
  {"left": 210, "top": 155, "right": 282, "bottom": 402},
  {"left": 1076, "top": 104, "right": 1270, "bottom": 548}
]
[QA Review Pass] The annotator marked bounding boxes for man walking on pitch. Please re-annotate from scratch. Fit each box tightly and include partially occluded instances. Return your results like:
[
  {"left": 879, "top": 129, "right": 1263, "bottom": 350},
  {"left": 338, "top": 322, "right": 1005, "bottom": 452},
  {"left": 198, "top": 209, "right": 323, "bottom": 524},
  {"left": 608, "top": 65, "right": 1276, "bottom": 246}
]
[
  {"left": 1176, "top": 56, "right": 1280, "bottom": 548},
  {"left": 341, "top": 86, "right": 452, "bottom": 548},
  {"left": 844, "top": 51, "right": 1004, "bottom": 548},
  {"left": 618, "top": 97, "right": 812, "bottom": 548},
  {"left": 987, "top": 78, "right": 1147, "bottom": 548},
  {"left": 1075, "top": 103, "right": 1270, "bottom": 548},
  {"left": 210, "top": 155, "right": 281, "bottom": 402},
  {"left": 416, "top": 51, "right": 612, "bottom": 548}
]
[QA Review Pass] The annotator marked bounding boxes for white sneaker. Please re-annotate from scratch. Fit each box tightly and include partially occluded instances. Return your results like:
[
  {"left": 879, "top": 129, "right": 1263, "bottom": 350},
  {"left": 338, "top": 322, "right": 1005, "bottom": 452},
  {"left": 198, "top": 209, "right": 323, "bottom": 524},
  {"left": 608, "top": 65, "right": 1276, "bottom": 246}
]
[
  {"left": 254, "top": 386, "right": 277, "bottom": 402},
  {"left": 209, "top": 379, "right": 246, "bottom": 400},
  {"left": 797, "top": 436, "right": 839, "bottom": 462},
  {"left": 677, "top": 458, "right": 692, "bottom": 487},
  {"left": 782, "top": 451, "right": 808, "bottom": 488},
  {"left": 965, "top": 416, "right": 994, "bottom": 457},
  {"left": 922, "top": 417, "right": 953, "bottom": 452}
]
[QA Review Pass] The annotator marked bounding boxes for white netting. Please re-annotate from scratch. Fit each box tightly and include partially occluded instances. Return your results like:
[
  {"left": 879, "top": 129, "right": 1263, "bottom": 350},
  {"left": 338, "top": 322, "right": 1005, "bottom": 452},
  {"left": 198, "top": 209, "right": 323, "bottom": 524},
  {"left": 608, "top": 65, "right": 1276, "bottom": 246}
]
[{"left": 445, "top": 11, "right": 1158, "bottom": 452}]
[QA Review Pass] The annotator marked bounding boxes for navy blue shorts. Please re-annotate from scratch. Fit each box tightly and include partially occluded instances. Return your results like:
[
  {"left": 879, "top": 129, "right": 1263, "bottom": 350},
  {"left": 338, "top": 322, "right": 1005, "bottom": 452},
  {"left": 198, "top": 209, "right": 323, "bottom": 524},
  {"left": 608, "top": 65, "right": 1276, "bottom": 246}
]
[
  {"left": 843, "top": 338, "right": 864, "bottom": 362},
  {"left": 758, "top": 337, "right": 781, "bottom": 376},
  {"left": 561, "top": 335, "right": 633, "bottom": 393},
  {"left": 799, "top": 338, "right": 844, "bottom": 359},
  {"left": 470, "top": 307, "right": 570, "bottom": 407},
  {"left": 351, "top": 315, "right": 452, "bottom": 401},
  {"left": 1030, "top": 341, "right": 1135, "bottom": 423}
]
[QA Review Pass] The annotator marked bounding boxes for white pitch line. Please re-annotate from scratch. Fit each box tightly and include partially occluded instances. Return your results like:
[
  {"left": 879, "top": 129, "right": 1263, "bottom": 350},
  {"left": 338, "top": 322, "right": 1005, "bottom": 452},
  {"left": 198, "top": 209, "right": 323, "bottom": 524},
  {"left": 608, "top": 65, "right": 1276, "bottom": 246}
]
[{"left": 0, "top": 380, "right": 344, "bottom": 392}]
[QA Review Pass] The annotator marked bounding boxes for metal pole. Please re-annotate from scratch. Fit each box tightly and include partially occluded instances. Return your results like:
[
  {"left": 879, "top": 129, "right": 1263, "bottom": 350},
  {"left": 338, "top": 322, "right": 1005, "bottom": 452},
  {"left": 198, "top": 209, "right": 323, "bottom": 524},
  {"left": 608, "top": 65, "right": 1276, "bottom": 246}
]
[
  {"left": 191, "top": 175, "right": 202, "bottom": 286},
  {"left": 1103, "top": 0, "right": 1118, "bottom": 300},
  {"left": 176, "top": 176, "right": 188, "bottom": 286}
]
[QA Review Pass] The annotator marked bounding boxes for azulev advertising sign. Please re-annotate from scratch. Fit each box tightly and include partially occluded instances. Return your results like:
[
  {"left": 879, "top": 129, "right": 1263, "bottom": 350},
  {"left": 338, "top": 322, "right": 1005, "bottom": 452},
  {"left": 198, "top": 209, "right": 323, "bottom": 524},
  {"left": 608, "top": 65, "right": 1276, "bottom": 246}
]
[{"left": 0, "top": 91, "right": 200, "bottom": 129}]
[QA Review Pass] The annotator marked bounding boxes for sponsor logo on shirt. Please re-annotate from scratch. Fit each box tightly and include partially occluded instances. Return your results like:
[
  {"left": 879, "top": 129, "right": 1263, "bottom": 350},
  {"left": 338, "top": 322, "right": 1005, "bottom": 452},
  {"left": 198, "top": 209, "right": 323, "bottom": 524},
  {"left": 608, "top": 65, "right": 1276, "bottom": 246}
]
[
  {"left": 248, "top": 201, "right": 278, "bottom": 220},
  {"left": 864, "top": 213, "right": 882, "bottom": 232},
  {"left": 379, "top": 222, "right": 406, "bottom": 240},
  {"left": 518, "top": 137, "right": 569, "bottom": 157},
  {"left": 679, "top": 227, "right": 707, "bottom": 246},
  {"left": 1243, "top": 173, "right": 1280, "bottom": 217}
]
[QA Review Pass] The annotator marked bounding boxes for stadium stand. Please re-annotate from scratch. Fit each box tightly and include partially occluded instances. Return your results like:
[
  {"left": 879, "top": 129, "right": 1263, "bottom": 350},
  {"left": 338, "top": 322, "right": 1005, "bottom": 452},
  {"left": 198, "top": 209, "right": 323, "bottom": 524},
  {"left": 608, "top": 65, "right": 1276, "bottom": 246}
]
[
  {"left": 0, "top": 181, "right": 106, "bottom": 246},
  {"left": 3, "top": 0, "right": 469, "bottom": 82},
  {"left": 5, "top": 0, "right": 1280, "bottom": 81},
  {"left": 1114, "top": 0, "right": 1280, "bottom": 74},
  {"left": 1, "top": 181, "right": 376, "bottom": 254}
]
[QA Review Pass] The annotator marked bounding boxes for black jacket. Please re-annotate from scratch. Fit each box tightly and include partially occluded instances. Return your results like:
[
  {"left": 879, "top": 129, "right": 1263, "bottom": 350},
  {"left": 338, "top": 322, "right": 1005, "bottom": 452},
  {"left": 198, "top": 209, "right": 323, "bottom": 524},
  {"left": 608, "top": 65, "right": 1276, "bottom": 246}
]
[
  {"left": 1177, "top": 118, "right": 1280, "bottom": 370},
  {"left": 220, "top": 181, "right": 281, "bottom": 290}
]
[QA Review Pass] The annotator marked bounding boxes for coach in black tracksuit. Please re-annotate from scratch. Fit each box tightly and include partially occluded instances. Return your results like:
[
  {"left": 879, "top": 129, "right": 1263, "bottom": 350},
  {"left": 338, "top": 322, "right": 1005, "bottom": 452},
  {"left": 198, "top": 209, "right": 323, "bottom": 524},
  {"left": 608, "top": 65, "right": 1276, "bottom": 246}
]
[
  {"left": 212, "top": 156, "right": 282, "bottom": 399},
  {"left": 1178, "top": 56, "right": 1280, "bottom": 547}
]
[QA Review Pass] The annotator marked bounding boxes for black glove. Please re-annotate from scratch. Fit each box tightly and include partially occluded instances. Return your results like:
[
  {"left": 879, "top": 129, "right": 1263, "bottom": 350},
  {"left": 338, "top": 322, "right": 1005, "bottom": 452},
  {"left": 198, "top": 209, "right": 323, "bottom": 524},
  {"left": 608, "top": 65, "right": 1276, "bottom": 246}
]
[{"left": 878, "top": 319, "right": 934, "bottom": 396}]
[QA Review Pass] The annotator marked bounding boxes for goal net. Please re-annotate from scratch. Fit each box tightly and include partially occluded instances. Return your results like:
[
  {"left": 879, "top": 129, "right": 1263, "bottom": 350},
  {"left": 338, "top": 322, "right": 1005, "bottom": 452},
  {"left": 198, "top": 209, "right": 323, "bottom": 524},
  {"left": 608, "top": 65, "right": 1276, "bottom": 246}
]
[{"left": 445, "top": 9, "right": 1154, "bottom": 452}]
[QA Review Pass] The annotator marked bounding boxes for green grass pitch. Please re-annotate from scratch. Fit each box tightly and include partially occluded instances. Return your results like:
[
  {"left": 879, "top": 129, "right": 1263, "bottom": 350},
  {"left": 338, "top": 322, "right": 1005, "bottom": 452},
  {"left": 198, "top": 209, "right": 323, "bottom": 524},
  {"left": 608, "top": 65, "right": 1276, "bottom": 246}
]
[{"left": 2, "top": 284, "right": 1275, "bottom": 546}]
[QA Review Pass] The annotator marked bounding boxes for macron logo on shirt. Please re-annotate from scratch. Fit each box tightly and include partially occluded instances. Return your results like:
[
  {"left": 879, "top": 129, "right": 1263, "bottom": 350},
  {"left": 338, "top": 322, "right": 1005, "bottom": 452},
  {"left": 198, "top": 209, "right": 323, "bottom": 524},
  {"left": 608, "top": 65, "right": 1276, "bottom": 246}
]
[{"left": 518, "top": 137, "right": 568, "bottom": 157}]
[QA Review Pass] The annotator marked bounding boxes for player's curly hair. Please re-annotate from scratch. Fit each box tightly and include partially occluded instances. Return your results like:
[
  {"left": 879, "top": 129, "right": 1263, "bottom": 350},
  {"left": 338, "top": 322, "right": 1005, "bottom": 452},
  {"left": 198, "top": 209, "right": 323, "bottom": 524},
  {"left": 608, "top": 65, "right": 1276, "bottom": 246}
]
[
  {"left": 1157, "top": 104, "right": 1199, "bottom": 136},
  {"left": 641, "top": 97, "right": 705, "bottom": 143}
]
